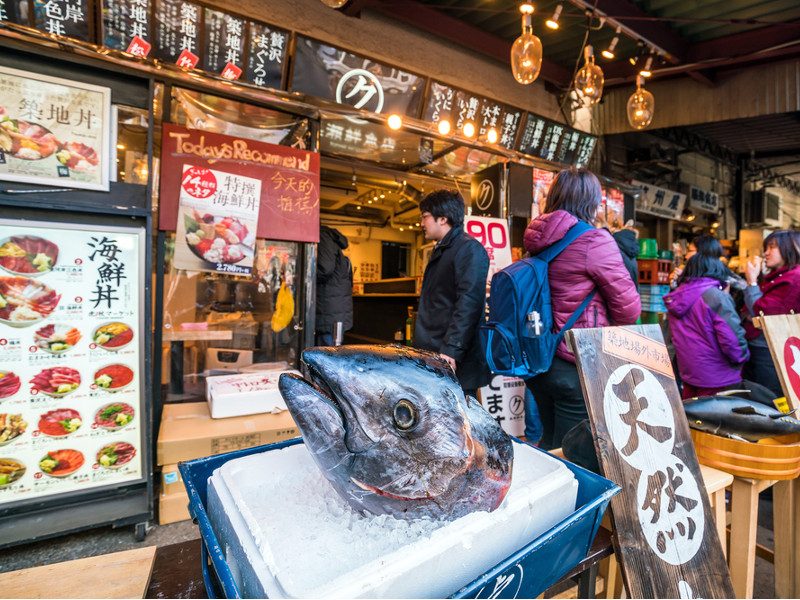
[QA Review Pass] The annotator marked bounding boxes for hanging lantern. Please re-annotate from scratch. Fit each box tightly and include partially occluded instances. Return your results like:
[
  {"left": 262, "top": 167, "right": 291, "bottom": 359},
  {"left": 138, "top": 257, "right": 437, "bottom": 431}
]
[
  {"left": 574, "top": 45, "right": 604, "bottom": 105},
  {"left": 319, "top": 0, "right": 348, "bottom": 8},
  {"left": 627, "top": 76, "right": 655, "bottom": 130},
  {"left": 510, "top": 4, "right": 543, "bottom": 85}
]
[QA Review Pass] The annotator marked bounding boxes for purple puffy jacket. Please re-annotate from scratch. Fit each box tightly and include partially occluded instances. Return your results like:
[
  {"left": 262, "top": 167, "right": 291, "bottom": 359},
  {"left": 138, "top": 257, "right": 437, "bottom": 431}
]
[
  {"left": 665, "top": 277, "right": 749, "bottom": 388},
  {"left": 523, "top": 210, "right": 641, "bottom": 363}
]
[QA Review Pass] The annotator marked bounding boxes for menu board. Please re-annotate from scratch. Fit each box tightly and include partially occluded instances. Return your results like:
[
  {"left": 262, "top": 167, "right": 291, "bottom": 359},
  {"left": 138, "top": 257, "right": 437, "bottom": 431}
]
[
  {"left": 32, "top": 0, "right": 91, "bottom": 40},
  {"left": 1, "top": 0, "right": 30, "bottom": 24},
  {"left": 0, "top": 219, "right": 145, "bottom": 506},
  {"left": 422, "top": 81, "right": 523, "bottom": 150},
  {"left": 517, "top": 114, "right": 597, "bottom": 168},
  {"left": 153, "top": 0, "right": 201, "bottom": 67},
  {"left": 0, "top": 66, "right": 111, "bottom": 192},
  {"left": 203, "top": 9, "right": 245, "bottom": 80},
  {"left": 291, "top": 36, "right": 425, "bottom": 117},
  {"left": 101, "top": 0, "right": 151, "bottom": 55},
  {"left": 244, "top": 21, "right": 288, "bottom": 90}
]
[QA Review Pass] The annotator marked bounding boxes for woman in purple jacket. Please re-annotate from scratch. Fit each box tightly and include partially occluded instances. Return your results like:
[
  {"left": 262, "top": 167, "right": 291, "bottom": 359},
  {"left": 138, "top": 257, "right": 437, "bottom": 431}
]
[{"left": 664, "top": 240, "right": 754, "bottom": 400}]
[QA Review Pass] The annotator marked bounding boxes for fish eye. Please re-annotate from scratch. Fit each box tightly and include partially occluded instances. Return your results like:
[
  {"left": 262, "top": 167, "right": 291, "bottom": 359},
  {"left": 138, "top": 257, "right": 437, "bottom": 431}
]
[{"left": 393, "top": 399, "right": 418, "bottom": 431}]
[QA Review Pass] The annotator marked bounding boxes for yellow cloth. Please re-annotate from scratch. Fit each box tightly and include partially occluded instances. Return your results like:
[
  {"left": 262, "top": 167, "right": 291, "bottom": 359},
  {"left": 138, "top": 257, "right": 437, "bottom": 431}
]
[{"left": 271, "top": 283, "right": 294, "bottom": 332}]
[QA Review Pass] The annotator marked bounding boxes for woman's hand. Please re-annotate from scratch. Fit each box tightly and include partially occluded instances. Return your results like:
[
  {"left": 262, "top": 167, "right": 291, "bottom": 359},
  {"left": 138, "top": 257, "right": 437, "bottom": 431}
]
[{"left": 745, "top": 256, "right": 763, "bottom": 285}]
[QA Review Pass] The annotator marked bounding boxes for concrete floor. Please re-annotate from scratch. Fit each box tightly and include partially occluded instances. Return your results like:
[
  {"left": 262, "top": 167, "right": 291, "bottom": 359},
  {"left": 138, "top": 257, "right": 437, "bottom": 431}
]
[{"left": 0, "top": 496, "right": 780, "bottom": 598}]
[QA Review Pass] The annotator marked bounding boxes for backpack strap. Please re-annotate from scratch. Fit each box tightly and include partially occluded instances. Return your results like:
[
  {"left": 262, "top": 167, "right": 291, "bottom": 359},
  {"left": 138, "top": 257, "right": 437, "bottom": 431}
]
[
  {"left": 536, "top": 220, "right": 592, "bottom": 264},
  {"left": 556, "top": 289, "right": 596, "bottom": 339}
]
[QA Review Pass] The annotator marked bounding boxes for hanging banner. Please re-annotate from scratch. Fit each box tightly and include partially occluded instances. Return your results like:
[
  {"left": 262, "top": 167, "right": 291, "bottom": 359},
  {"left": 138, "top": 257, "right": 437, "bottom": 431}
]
[
  {"left": 633, "top": 179, "right": 687, "bottom": 220},
  {"left": 688, "top": 185, "right": 720, "bottom": 214},
  {"left": 101, "top": 0, "right": 152, "bottom": 56},
  {"left": 0, "top": 0, "right": 29, "bottom": 25},
  {"left": 33, "top": 0, "right": 92, "bottom": 41},
  {"left": 244, "top": 21, "right": 289, "bottom": 90},
  {"left": 0, "top": 218, "right": 146, "bottom": 507},
  {"left": 173, "top": 166, "right": 260, "bottom": 275},
  {"left": 203, "top": 8, "right": 245, "bottom": 79},
  {"left": 153, "top": 0, "right": 201, "bottom": 67},
  {"left": 0, "top": 66, "right": 110, "bottom": 192},
  {"left": 517, "top": 113, "right": 596, "bottom": 167},
  {"left": 159, "top": 124, "right": 320, "bottom": 243}
]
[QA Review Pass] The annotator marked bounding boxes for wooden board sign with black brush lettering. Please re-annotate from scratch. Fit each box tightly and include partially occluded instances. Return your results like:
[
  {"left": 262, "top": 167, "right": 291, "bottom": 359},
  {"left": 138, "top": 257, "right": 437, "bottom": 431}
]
[{"left": 566, "top": 324, "right": 734, "bottom": 599}]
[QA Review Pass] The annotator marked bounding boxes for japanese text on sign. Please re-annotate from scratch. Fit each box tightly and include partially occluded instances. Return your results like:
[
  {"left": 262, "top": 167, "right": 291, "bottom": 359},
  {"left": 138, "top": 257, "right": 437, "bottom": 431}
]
[{"left": 602, "top": 328, "right": 674, "bottom": 378}]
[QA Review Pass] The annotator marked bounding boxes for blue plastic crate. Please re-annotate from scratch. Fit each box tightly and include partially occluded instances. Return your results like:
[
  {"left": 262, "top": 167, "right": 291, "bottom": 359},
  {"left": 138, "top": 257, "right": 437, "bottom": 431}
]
[{"left": 180, "top": 438, "right": 619, "bottom": 599}]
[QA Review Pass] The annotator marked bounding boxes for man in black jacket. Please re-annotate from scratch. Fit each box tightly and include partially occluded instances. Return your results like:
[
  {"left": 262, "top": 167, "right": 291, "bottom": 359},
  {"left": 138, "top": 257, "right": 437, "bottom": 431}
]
[
  {"left": 414, "top": 190, "right": 490, "bottom": 397},
  {"left": 315, "top": 226, "right": 353, "bottom": 346}
]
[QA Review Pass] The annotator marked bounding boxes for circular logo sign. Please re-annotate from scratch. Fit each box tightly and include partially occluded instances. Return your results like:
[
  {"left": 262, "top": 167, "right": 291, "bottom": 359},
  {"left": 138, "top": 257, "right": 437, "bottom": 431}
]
[
  {"left": 335, "top": 69, "right": 385, "bottom": 113},
  {"left": 476, "top": 179, "right": 495, "bottom": 211},
  {"left": 509, "top": 394, "right": 525, "bottom": 417},
  {"left": 181, "top": 167, "right": 217, "bottom": 199},
  {"left": 784, "top": 336, "right": 800, "bottom": 400}
]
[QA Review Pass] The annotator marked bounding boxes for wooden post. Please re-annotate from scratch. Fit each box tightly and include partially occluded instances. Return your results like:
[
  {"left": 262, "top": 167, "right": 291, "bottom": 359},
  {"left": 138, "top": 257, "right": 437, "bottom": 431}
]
[
  {"left": 568, "top": 325, "right": 734, "bottom": 598},
  {"left": 773, "top": 476, "right": 800, "bottom": 598}
]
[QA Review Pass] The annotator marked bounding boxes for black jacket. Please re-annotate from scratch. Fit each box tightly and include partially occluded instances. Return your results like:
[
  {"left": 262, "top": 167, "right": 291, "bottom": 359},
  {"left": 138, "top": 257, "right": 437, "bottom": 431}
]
[
  {"left": 613, "top": 229, "right": 639, "bottom": 292},
  {"left": 415, "top": 227, "right": 490, "bottom": 391},
  {"left": 316, "top": 226, "right": 353, "bottom": 334}
]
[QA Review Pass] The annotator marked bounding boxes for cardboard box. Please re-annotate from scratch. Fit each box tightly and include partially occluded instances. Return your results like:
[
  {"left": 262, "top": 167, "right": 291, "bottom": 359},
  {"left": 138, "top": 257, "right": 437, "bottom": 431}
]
[
  {"left": 159, "top": 489, "right": 191, "bottom": 525},
  {"left": 161, "top": 463, "right": 184, "bottom": 495},
  {"left": 157, "top": 402, "right": 298, "bottom": 465}
]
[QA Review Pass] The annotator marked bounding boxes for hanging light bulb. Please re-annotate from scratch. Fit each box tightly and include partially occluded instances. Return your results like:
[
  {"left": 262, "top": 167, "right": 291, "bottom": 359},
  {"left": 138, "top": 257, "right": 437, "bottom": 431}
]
[
  {"left": 462, "top": 122, "right": 476, "bottom": 138},
  {"left": 639, "top": 55, "right": 654, "bottom": 78},
  {"left": 627, "top": 75, "right": 655, "bottom": 130},
  {"left": 601, "top": 27, "right": 621, "bottom": 60},
  {"left": 319, "top": 0, "right": 348, "bottom": 7},
  {"left": 629, "top": 41, "right": 645, "bottom": 66},
  {"left": 575, "top": 45, "right": 604, "bottom": 105},
  {"left": 510, "top": 3, "right": 543, "bottom": 85},
  {"left": 486, "top": 128, "right": 498, "bottom": 144},
  {"left": 437, "top": 119, "right": 451, "bottom": 135},
  {"left": 546, "top": 4, "right": 562, "bottom": 30}
]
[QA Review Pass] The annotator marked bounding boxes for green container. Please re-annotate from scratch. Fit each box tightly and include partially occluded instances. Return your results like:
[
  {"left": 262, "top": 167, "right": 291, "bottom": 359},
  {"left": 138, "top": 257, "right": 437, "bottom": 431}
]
[
  {"left": 640, "top": 311, "right": 661, "bottom": 324},
  {"left": 658, "top": 250, "right": 674, "bottom": 260},
  {"left": 638, "top": 238, "right": 658, "bottom": 259}
]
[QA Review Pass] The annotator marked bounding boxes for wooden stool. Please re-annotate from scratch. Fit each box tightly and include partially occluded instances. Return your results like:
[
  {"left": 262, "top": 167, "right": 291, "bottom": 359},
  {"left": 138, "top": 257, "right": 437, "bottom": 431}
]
[{"left": 728, "top": 476, "right": 800, "bottom": 599}]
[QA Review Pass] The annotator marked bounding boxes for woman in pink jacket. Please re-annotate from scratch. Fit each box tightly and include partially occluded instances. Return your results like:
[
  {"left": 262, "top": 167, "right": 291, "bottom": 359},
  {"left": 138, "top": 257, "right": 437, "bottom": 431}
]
[{"left": 523, "top": 168, "right": 641, "bottom": 450}]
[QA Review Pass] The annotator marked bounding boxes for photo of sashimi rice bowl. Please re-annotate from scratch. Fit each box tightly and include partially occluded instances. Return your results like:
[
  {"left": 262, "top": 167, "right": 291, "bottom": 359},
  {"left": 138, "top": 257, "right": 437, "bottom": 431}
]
[
  {"left": 94, "top": 402, "right": 135, "bottom": 430},
  {"left": 0, "top": 114, "right": 59, "bottom": 160},
  {"left": 39, "top": 449, "right": 84, "bottom": 477},
  {"left": 0, "top": 371, "right": 21, "bottom": 400},
  {"left": 94, "top": 364, "right": 134, "bottom": 392},
  {"left": 93, "top": 322, "right": 133, "bottom": 351},
  {"left": 38, "top": 408, "right": 82, "bottom": 437},
  {"left": 0, "top": 458, "right": 25, "bottom": 487},
  {"left": 183, "top": 210, "right": 252, "bottom": 265},
  {"left": 34, "top": 324, "right": 81, "bottom": 354},
  {"left": 0, "top": 414, "right": 27, "bottom": 446},
  {"left": 96, "top": 441, "right": 136, "bottom": 469},
  {"left": 0, "top": 236, "right": 58, "bottom": 275},
  {"left": 0, "top": 277, "right": 61, "bottom": 326},
  {"left": 30, "top": 367, "right": 81, "bottom": 397}
]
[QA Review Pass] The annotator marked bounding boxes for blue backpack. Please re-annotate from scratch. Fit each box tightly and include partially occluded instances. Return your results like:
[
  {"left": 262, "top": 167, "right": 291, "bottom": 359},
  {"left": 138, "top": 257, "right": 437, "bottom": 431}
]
[{"left": 479, "top": 221, "right": 596, "bottom": 379}]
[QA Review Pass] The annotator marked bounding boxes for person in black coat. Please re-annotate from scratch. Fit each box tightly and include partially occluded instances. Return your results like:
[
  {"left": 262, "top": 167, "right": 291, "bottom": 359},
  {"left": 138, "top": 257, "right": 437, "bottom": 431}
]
[
  {"left": 613, "top": 227, "right": 639, "bottom": 291},
  {"left": 414, "top": 190, "right": 490, "bottom": 396},
  {"left": 315, "top": 226, "right": 353, "bottom": 346}
]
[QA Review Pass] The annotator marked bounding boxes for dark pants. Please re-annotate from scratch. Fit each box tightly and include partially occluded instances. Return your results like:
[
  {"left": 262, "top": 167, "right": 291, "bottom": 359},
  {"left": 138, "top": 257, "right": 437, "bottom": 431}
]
[
  {"left": 314, "top": 332, "right": 334, "bottom": 346},
  {"left": 525, "top": 357, "right": 588, "bottom": 450},
  {"left": 743, "top": 343, "right": 784, "bottom": 398}
]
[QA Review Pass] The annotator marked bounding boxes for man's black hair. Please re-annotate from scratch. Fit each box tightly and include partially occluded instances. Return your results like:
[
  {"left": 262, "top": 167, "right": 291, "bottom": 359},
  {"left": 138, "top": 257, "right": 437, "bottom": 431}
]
[{"left": 419, "top": 189, "right": 465, "bottom": 228}]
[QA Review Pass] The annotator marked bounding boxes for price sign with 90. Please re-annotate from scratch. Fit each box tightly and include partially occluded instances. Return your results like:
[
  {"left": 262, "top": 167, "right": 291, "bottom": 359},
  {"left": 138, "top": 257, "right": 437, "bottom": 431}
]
[{"left": 465, "top": 218, "right": 507, "bottom": 249}]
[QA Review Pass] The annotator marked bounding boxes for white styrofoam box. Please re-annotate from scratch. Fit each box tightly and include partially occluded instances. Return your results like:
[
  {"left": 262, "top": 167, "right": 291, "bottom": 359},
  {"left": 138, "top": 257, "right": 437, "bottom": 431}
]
[
  {"left": 205, "top": 370, "right": 299, "bottom": 419},
  {"left": 238, "top": 361, "right": 290, "bottom": 374},
  {"left": 207, "top": 441, "right": 578, "bottom": 598}
]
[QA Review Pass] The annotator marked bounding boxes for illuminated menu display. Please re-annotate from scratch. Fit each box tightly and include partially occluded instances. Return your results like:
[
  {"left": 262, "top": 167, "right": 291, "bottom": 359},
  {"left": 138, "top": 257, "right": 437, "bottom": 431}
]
[{"left": 518, "top": 114, "right": 597, "bottom": 167}]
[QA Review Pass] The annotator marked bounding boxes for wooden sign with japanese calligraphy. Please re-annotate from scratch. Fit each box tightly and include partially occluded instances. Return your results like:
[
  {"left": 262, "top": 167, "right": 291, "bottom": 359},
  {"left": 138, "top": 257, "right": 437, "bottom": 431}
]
[
  {"left": 567, "top": 325, "right": 734, "bottom": 599},
  {"left": 158, "top": 124, "right": 320, "bottom": 243},
  {"left": 203, "top": 8, "right": 245, "bottom": 78},
  {"left": 244, "top": 21, "right": 288, "bottom": 90},
  {"left": 153, "top": 0, "right": 201, "bottom": 66},
  {"left": 755, "top": 313, "right": 800, "bottom": 411},
  {"left": 100, "top": 0, "right": 151, "bottom": 55},
  {"left": 33, "top": 0, "right": 92, "bottom": 41}
]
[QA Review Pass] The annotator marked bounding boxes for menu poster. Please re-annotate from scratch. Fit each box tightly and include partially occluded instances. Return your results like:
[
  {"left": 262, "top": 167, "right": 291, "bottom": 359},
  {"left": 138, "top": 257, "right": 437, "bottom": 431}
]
[
  {"left": 290, "top": 36, "right": 425, "bottom": 117},
  {"left": 0, "top": 0, "right": 30, "bottom": 24},
  {"left": 203, "top": 9, "right": 245, "bottom": 79},
  {"left": 0, "top": 66, "right": 111, "bottom": 191},
  {"left": 0, "top": 219, "right": 145, "bottom": 506},
  {"left": 244, "top": 22, "right": 288, "bottom": 90},
  {"left": 173, "top": 165, "right": 260, "bottom": 276},
  {"left": 532, "top": 167, "right": 555, "bottom": 219},
  {"left": 32, "top": 0, "right": 91, "bottom": 40},
  {"left": 153, "top": 0, "right": 201, "bottom": 67},
  {"left": 423, "top": 81, "right": 455, "bottom": 124},
  {"left": 101, "top": 0, "right": 151, "bottom": 55},
  {"left": 575, "top": 134, "right": 597, "bottom": 168},
  {"left": 517, "top": 114, "right": 548, "bottom": 158}
]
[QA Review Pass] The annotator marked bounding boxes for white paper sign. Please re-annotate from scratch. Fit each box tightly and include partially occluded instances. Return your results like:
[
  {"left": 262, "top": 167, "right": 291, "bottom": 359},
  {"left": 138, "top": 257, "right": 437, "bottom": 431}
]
[
  {"left": 479, "top": 375, "right": 526, "bottom": 437},
  {"left": 464, "top": 215, "right": 513, "bottom": 287},
  {"left": 633, "top": 179, "right": 686, "bottom": 220}
]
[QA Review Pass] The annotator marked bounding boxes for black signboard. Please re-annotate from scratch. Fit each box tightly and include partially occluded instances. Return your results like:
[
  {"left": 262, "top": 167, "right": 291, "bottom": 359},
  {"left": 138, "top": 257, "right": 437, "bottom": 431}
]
[
  {"left": 153, "top": 0, "right": 201, "bottom": 66},
  {"left": 244, "top": 21, "right": 288, "bottom": 89},
  {"left": 518, "top": 113, "right": 597, "bottom": 168},
  {"left": 203, "top": 8, "right": 245, "bottom": 78},
  {"left": 0, "top": 0, "right": 29, "bottom": 24},
  {"left": 422, "top": 81, "right": 523, "bottom": 150},
  {"left": 470, "top": 163, "right": 503, "bottom": 217},
  {"left": 33, "top": 0, "right": 91, "bottom": 40},
  {"left": 101, "top": 0, "right": 151, "bottom": 54},
  {"left": 290, "top": 36, "right": 425, "bottom": 116}
]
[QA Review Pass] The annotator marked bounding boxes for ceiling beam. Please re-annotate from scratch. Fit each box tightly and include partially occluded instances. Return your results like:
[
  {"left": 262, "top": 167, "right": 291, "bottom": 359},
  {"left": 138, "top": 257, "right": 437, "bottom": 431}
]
[
  {"left": 367, "top": 0, "right": 573, "bottom": 88},
  {"left": 340, "top": 0, "right": 375, "bottom": 18},
  {"left": 748, "top": 148, "right": 800, "bottom": 160},
  {"left": 687, "top": 20, "right": 800, "bottom": 63}
]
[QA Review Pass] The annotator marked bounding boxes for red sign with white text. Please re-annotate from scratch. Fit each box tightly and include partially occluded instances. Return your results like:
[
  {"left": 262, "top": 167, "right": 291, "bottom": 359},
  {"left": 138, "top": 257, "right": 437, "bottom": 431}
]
[{"left": 158, "top": 124, "right": 320, "bottom": 243}]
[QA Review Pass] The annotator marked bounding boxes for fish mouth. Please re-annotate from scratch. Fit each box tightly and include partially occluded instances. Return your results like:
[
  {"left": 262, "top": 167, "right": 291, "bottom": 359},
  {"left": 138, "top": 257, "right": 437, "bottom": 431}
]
[{"left": 350, "top": 477, "right": 433, "bottom": 501}]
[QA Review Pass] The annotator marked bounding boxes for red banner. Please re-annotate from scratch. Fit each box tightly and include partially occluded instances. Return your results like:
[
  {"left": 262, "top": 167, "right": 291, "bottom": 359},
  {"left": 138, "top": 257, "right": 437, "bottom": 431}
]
[{"left": 158, "top": 124, "right": 320, "bottom": 243}]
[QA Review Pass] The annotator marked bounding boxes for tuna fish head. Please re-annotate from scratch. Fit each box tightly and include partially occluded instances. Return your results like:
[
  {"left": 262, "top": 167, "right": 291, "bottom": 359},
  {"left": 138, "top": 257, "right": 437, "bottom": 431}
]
[{"left": 278, "top": 345, "right": 514, "bottom": 520}]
